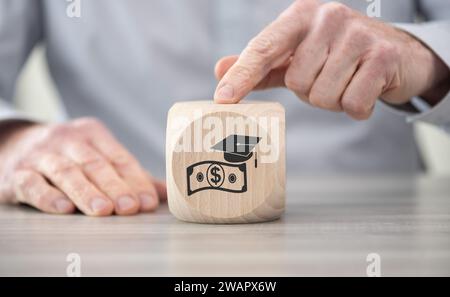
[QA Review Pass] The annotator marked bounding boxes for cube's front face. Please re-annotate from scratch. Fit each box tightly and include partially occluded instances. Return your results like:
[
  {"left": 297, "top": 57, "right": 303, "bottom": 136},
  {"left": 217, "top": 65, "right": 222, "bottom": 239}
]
[{"left": 166, "top": 102, "right": 285, "bottom": 223}]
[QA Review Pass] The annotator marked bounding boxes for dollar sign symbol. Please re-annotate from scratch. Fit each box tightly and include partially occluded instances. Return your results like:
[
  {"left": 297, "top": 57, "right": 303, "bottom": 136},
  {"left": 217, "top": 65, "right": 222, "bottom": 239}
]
[{"left": 210, "top": 166, "right": 222, "bottom": 185}]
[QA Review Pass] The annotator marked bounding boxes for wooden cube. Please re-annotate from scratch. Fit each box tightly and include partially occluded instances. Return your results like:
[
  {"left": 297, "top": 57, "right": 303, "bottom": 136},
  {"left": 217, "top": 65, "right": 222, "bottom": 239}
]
[{"left": 166, "top": 101, "right": 285, "bottom": 223}]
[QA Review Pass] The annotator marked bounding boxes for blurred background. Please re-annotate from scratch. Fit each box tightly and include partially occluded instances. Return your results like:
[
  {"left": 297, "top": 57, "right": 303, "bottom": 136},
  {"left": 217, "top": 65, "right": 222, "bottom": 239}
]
[{"left": 14, "top": 45, "right": 450, "bottom": 176}]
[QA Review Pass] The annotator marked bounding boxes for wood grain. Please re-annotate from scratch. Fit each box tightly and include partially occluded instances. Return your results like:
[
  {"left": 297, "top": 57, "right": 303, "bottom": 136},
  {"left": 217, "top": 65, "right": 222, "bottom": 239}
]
[
  {"left": 166, "top": 101, "right": 285, "bottom": 223},
  {"left": 0, "top": 176, "right": 449, "bottom": 276}
]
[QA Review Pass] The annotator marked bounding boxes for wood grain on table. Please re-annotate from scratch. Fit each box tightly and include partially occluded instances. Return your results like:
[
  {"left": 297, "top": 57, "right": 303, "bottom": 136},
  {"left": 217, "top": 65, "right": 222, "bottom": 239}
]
[{"left": 0, "top": 176, "right": 449, "bottom": 276}]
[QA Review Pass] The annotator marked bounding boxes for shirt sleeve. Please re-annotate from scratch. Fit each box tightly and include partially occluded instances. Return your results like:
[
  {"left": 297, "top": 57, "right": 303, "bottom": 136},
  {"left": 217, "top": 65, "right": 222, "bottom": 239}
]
[
  {"left": 385, "top": 0, "right": 450, "bottom": 131},
  {"left": 391, "top": 21, "right": 450, "bottom": 132},
  {"left": 0, "top": 0, "right": 43, "bottom": 125}
]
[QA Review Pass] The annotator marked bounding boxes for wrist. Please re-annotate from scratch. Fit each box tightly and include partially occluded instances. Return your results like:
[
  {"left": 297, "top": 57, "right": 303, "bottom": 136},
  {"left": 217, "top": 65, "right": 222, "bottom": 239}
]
[
  {"left": 393, "top": 26, "right": 450, "bottom": 107},
  {"left": 414, "top": 37, "right": 450, "bottom": 106}
]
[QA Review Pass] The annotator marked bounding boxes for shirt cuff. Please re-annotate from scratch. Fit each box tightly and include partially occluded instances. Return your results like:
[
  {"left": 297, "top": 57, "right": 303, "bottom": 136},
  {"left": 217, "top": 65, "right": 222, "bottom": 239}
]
[
  {"left": 0, "top": 99, "right": 43, "bottom": 125},
  {"left": 386, "top": 22, "right": 450, "bottom": 131}
]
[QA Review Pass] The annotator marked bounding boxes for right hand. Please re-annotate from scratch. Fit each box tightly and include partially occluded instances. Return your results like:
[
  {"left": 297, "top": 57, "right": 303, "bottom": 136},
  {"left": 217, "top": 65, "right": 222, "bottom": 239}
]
[
  {"left": 0, "top": 117, "right": 166, "bottom": 216},
  {"left": 214, "top": 0, "right": 450, "bottom": 119}
]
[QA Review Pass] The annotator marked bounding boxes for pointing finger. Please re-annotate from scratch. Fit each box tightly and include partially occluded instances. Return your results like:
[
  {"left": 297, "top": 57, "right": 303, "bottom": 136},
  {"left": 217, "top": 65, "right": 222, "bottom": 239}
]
[
  {"left": 213, "top": 0, "right": 318, "bottom": 103},
  {"left": 215, "top": 55, "right": 288, "bottom": 90}
]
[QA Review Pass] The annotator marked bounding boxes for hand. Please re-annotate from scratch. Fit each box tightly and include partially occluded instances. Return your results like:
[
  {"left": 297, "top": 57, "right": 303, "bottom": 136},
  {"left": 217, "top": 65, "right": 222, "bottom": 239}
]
[
  {"left": 214, "top": 0, "right": 450, "bottom": 120},
  {"left": 0, "top": 118, "right": 166, "bottom": 216}
]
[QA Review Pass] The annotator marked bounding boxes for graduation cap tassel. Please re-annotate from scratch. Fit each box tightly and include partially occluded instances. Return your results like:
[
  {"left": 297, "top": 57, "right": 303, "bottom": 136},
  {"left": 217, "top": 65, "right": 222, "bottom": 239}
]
[{"left": 255, "top": 151, "right": 258, "bottom": 168}]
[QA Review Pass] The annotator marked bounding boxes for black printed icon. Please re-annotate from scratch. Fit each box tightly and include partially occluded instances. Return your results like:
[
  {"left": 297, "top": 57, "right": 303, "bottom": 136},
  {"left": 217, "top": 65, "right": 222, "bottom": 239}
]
[
  {"left": 186, "top": 135, "right": 261, "bottom": 196},
  {"left": 211, "top": 134, "right": 261, "bottom": 165},
  {"left": 228, "top": 173, "right": 236, "bottom": 184},
  {"left": 207, "top": 163, "right": 225, "bottom": 188},
  {"left": 196, "top": 172, "right": 204, "bottom": 182}
]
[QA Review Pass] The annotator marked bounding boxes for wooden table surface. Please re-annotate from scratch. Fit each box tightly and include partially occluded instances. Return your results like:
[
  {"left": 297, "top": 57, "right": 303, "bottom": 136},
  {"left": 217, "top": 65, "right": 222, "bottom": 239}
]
[{"left": 1, "top": 176, "right": 449, "bottom": 276}]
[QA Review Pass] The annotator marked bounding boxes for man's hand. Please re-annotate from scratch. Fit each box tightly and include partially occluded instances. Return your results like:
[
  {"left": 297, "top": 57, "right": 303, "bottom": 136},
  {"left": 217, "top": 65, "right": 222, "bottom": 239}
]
[
  {"left": 0, "top": 118, "right": 166, "bottom": 216},
  {"left": 214, "top": 0, "right": 450, "bottom": 120}
]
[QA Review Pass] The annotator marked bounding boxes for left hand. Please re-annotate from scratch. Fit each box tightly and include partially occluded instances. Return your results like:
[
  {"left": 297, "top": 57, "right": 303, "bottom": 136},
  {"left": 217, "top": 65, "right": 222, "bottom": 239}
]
[{"left": 214, "top": 0, "right": 450, "bottom": 120}]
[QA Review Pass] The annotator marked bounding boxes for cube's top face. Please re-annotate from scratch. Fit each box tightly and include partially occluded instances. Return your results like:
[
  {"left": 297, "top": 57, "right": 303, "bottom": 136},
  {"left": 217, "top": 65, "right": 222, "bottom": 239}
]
[{"left": 167, "top": 101, "right": 285, "bottom": 220}]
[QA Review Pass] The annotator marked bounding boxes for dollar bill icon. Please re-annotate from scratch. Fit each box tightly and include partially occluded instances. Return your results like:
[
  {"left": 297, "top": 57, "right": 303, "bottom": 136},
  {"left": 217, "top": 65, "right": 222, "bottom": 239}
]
[{"left": 186, "top": 161, "right": 247, "bottom": 196}]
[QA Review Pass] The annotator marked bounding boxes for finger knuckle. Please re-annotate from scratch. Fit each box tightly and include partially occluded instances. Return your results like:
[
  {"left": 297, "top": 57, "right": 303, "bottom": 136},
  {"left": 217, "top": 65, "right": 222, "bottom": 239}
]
[
  {"left": 342, "top": 97, "right": 370, "bottom": 119},
  {"left": 364, "top": 65, "right": 384, "bottom": 80},
  {"left": 292, "top": 0, "right": 320, "bottom": 12},
  {"left": 105, "top": 180, "right": 127, "bottom": 194},
  {"left": 81, "top": 158, "right": 108, "bottom": 172},
  {"left": 13, "top": 171, "right": 35, "bottom": 189},
  {"left": 48, "top": 161, "right": 79, "bottom": 179},
  {"left": 309, "top": 90, "right": 329, "bottom": 108},
  {"left": 344, "top": 23, "right": 373, "bottom": 48},
  {"left": 247, "top": 32, "right": 278, "bottom": 59},
  {"left": 372, "top": 42, "right": 399, "bottom": 65},
  {"left": 35, "top": 189, "right": 57, "bottom": 208},
  {"left": 33, "top": 194, "right": 47, "bottom": 208},
  {"left": 71, "top": 117, "right": 104, "bottom": 130},
  {"left": 339, "top": 34, "right": 367, "bottom": 59},
  {"left": 230, "top": 64, "right": 254, "bottom": 86},
  {"left": 110, "top": 153, "right": 133, "bottom": 168},
  {"left": 45, "top": 124, "right": 72, "bottom": 139},
  {"left": 319, "top": 2, "right": 350, "bottom": 22},
  {"left": 284, "top": 74, "right": 308, "bottom": 95}
]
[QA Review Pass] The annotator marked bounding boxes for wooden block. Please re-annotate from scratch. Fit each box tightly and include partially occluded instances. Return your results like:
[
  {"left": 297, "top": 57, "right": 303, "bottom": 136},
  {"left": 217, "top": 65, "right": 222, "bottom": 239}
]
[{"left": 166, "top": 101, "right": 285, "bottom": 224}]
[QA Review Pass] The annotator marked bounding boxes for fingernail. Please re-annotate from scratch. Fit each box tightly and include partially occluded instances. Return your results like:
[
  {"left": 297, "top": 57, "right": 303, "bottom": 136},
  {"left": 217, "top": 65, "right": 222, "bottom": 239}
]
[
  {"left": 91, "top": 198, "right": 109, "bottom": 213},
  {"left": 139, "top": 194, "right": 157, "bottom": 211},
  {"left": 214, "top": 83, "right": 234, "bottom": 101},
  {"left": 54, "top": 199, "right": 73, "bottom": 213},
  {"left": 117, "top": 196, "right": 136, "bottom": 212}
]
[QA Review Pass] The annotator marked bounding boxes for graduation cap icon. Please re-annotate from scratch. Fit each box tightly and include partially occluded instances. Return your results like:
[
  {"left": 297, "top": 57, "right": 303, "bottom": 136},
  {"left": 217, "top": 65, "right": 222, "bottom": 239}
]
[{"left": 211, "top": 134, "right": 261, "bottom": 168}]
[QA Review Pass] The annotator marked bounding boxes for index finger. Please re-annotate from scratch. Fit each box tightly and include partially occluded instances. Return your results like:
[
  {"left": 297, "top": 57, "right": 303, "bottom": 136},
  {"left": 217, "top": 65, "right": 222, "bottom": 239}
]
[{"left": 213, "top": 0, "right": 318, "bottom": 103}]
